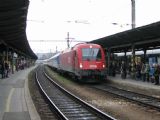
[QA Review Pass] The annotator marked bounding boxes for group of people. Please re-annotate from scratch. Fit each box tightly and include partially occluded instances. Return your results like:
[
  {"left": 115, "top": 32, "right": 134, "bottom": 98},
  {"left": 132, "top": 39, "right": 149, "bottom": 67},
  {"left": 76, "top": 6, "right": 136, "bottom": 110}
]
[
  {"left": 0, "top": 61, "right": 9, "bottom": 79},
  {"left": 121, "top": 61, "right": 160, "bottom": 85},
  {"left": 109, "top": 61, "right": 160, "bottom": 85},
  {"left": 137, "top": 62, "right": 160, "bottom": 85}
]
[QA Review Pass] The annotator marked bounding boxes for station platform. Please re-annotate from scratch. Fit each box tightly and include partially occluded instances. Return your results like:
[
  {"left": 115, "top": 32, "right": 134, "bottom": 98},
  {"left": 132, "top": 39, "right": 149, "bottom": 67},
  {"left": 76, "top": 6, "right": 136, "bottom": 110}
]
[
  {"left": 0, "top": 66, "right": 40, "bottom": 120},
  {"left": 107, "top": 74, "right": 160, "bottom": 98}
]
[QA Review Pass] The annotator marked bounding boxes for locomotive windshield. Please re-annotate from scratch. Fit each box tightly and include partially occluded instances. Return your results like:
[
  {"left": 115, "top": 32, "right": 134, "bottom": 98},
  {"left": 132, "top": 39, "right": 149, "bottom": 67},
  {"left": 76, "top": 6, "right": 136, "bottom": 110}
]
[{"left": 82, "top": 48, "right": 102, "bottom": 60}]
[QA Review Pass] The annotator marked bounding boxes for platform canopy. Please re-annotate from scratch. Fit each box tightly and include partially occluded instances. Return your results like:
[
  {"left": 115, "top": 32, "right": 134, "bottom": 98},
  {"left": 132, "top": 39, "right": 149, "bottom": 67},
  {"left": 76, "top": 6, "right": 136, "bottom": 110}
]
[
  {"left": 90, "top": 21, "right": 160, "bottom": 53},
  {"left": 0, "top": 0, "right": 37, "bottom": 59}
]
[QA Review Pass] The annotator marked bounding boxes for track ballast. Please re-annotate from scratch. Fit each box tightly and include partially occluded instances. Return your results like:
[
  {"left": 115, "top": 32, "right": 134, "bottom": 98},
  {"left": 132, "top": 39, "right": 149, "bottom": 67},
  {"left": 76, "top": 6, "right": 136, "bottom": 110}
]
[{"left": 36, "top": 65, "right": 115, "bottom": 120}]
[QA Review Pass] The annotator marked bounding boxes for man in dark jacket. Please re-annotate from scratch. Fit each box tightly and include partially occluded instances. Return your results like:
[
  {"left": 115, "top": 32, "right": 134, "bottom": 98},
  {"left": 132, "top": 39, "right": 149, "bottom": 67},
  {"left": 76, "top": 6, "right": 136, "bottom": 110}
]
[
  {"left": 154, "top": 64, "right": 159, "bottom": 85},
  {"left": 0, "top": 61, "right": 5, "bottom": 78},
  {"left": 121, "top": 61, "right": 127, "bottom": 79},
  {"left": 5, "top": 62, "right": 9, "bottom": 78}
]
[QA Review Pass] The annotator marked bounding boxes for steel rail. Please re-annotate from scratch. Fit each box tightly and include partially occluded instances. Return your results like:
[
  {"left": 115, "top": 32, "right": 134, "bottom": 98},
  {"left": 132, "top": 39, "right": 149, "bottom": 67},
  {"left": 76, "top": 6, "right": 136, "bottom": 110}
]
[
  {"left": 36, "top": 66, "right": 68, "bottom": 120},
  {"left": 44, "top": 71, "right": 116, "bottom": 120},
  {"left": 36, "top": 65, "right": 116, "bottom": 120},
  {"left": 92, "top": 84, "right": 160, "bottom": 111}
]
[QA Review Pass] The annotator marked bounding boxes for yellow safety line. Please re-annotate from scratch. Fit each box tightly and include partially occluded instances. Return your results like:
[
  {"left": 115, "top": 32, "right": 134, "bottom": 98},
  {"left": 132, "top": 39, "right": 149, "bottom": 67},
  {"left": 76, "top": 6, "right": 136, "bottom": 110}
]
[{"left": 5, "top": 88, "right": 15, "bottom": 112}]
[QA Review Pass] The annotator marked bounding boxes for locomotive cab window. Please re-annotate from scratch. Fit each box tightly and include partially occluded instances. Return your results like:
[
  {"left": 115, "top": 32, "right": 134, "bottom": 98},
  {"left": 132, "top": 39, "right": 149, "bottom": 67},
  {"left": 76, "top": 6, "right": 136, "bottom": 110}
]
[{"left": 82, "top": 48, "right": 102, "bottom": 60}]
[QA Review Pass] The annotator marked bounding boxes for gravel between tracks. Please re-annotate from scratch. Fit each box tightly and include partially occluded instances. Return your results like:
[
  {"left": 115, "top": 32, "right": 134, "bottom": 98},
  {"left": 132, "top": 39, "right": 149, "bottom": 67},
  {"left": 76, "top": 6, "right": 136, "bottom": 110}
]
[
  {"left": 28, "top": 68, "right": 58, "bottom": 120},
  {"left": 45, "top": 66, "right": 160, "bottom": 120}
]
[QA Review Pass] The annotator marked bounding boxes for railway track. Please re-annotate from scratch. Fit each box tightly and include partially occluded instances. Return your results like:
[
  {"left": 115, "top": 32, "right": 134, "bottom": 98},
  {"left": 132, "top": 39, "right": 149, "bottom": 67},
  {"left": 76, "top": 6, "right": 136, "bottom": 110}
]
[
  {"left": 91, "top": 84, "right": 160, "bottom": 111},
  {"left": 35, "top": 65, "right": 116, "bottom": 120}
]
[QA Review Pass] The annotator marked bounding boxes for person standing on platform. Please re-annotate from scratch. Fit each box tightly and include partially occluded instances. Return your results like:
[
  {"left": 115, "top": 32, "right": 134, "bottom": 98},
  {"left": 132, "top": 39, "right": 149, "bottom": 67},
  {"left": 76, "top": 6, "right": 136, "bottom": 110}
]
[
  {"left": 154, "top": 64, "right": 159, "bottom": 85},
  {"left": 121, "top": 61, "right": 127, "bottom": 79},
  {"left": 135, "top": 62, "right": 141, "bottom": 80},
  {"left": 141, "top": 62, "right": 146, "bottom": 81},
  {"left": 149, "top": 64, "right": 155, "bottom": 83},
  {"left": 0, "top": 60, "right": 5, "bottom": 78},
  {"left": 145, "top": 63, "right": 150, "bottom": 82},
  {"left": 5, "top": 61, "right": 9, "bottom": 78},
  {"left": 128, "top": 62, "right": 132, "bottom": 76},
  {"left": 112, "top": 61, "right": 116, "bottom": 77}
]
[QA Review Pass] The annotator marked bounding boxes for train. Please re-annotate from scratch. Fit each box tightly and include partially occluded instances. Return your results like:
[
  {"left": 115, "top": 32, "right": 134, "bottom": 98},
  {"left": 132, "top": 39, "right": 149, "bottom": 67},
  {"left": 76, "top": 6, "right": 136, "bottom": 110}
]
[{"left": 47, "top": 43, "right": 107, "bottom": 82}]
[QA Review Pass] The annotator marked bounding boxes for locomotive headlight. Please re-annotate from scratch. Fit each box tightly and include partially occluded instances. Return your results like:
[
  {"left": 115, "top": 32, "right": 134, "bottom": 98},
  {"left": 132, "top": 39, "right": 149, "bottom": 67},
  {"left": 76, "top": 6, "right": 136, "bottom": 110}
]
[
  {"left": 103, "top": 64, "right": 105, "bottom": 68},
  {"left": 80, "top": 63, "right": 83, "bottom": 68}
]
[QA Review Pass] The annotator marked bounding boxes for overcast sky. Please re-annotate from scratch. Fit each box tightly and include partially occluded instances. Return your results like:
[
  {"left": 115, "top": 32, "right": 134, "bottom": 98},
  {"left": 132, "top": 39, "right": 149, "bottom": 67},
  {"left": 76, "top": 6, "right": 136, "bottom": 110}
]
[{"left": 26, "top": 0, "right": 160, "bottom": 53}]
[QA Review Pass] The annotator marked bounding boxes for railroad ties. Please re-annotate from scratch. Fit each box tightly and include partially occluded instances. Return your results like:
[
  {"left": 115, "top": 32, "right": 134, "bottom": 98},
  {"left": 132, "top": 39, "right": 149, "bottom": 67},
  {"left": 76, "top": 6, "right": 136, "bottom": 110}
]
[{"left": 35, "top": 65, "right": 116, "bottom": 120}]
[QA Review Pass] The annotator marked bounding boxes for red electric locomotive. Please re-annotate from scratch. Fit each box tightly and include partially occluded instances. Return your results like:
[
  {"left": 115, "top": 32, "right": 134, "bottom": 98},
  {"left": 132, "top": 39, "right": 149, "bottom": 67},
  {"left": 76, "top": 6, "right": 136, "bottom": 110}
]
[{"left": 59, "top": 43, "right": 107, "bottom": 82}]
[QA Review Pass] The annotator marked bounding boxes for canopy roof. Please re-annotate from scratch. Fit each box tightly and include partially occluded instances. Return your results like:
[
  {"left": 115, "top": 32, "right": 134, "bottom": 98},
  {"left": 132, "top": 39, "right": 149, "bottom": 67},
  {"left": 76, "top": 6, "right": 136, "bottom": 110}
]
[
  {"left": 0, "top": 0, "right": 37, "bottom": 59},
  {"left": 90, "top": 21, "right": 160, "bottom": 52}
]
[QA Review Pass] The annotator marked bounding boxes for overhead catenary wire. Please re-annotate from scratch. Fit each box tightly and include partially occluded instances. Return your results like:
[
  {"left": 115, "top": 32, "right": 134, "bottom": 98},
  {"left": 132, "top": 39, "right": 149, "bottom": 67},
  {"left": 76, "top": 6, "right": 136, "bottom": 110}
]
[{"left": 29, "top": 40, "right": 88, "bottom": 42}]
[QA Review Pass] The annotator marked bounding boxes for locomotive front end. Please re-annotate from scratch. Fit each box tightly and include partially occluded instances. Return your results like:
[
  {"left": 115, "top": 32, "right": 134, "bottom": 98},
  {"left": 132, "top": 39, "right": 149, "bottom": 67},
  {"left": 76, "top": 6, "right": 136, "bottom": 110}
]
[{"left": 76, "top": 44, "right": 107, "bottom": 82}]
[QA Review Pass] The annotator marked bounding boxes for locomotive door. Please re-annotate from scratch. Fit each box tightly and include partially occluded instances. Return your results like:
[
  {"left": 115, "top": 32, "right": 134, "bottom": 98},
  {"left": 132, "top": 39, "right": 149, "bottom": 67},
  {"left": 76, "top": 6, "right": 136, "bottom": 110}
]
[{"left": 73, "top": 51, "right": 78, "bottom": 75}]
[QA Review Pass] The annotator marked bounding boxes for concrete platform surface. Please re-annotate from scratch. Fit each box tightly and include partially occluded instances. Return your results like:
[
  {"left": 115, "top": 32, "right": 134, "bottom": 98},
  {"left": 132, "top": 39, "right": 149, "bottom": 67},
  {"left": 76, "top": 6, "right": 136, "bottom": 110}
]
[
  {"left": 107, "top": 74, "right": 160, "bottom": 97},
  {"left": 0, "top": 66, "right": 40, "bottom": 120}
]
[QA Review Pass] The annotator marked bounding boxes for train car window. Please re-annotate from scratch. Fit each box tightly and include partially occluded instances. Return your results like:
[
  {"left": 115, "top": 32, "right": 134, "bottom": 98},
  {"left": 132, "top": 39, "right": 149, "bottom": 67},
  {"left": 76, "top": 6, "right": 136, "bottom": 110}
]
[{"left": 82, "top": 48, "right": 102, "bottom": 60}]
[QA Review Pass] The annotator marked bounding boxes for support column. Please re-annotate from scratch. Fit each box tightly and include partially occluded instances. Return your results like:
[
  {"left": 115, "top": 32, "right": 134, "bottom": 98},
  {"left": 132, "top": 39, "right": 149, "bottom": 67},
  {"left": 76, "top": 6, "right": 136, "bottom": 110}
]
[
  {"left": 143, "top": 49, "right": 146, "bottom": 64},
  {"left": 131, "top": 44, "right": 135, "bottom": 79},
  {"left": 124, "top": 51, "right": 127, "bottom": 63}
]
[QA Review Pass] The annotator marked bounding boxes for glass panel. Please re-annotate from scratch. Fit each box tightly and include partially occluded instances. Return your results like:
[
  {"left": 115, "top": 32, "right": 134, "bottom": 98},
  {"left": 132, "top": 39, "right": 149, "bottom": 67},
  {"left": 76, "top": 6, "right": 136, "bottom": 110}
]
[{"left": 82, "top": 48, "right": 102, "bottom": 60}]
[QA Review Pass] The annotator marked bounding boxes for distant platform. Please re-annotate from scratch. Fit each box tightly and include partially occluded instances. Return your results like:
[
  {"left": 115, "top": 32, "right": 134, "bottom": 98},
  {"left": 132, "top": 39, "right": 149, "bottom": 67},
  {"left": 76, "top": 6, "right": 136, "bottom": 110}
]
[{"left": 0, "top": 66, "right": 40, "bottom": 120}]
